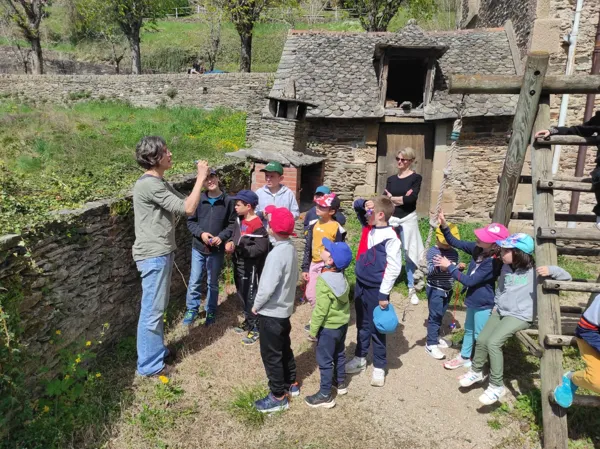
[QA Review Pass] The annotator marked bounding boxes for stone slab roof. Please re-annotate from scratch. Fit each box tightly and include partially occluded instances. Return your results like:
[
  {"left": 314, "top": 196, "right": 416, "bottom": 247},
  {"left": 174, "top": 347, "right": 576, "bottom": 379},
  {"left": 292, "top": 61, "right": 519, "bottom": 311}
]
[
  {"left": 270, "top": 26, "right": 519, "bottom": 120},
  {"left": 226, "top": 148, "right": 325, "bottom": 166}
]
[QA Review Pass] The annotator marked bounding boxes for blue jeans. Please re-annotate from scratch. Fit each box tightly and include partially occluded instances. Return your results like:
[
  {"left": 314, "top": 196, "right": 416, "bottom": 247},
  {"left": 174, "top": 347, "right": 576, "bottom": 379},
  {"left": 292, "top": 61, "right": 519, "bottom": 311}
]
[
  {"left": 461, "top": 307, "right": 492, "bottom": 359},
  {"left": 136, "top": 253, "right": 174, "bottom": 376},
  {"left": 400, "top": 227, "right": 416, "bottom": 289},
  {"left": 186, "top": 248, "right": 225, "bottom": 315},
  {"left": 426, "top": 286, "right": 451, "bottom": 346},
  {"left": 316, "top": 325, "right": 348, "bottom": 396}
]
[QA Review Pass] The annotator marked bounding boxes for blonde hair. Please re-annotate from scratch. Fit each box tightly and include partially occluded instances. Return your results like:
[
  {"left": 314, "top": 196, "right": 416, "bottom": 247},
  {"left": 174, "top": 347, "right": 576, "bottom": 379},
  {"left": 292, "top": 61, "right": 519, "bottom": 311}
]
[
  {"left": 397, "top": 147, "right": 416, "bottom": 161},
  {"left": 373, "top": 197, "right": 395, "bottom": 221}
]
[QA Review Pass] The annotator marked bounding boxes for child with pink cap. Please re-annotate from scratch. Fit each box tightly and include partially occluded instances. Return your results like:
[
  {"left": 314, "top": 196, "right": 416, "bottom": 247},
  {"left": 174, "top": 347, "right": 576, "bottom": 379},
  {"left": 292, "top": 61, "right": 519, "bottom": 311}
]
[{"left": 433, "top": 210, "right": 509, "bottom": 371}]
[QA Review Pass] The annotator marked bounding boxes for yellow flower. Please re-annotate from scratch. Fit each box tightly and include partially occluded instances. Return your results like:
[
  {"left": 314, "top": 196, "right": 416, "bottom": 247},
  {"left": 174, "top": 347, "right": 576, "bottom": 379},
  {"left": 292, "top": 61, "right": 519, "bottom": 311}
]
[
  {"left": 64, "top": 375, "right": 70, "bottom": 380},
  {"left": 55, "top": 330, "right": 61, "bottom": 335},
  {"left": 95, "top": 373, "right": 101, "bottom": 378},
  {"left": 85, "top": 341, "right": 91, "bottom": 347},
  {"left": 43, "top": 405, "right": 50, "bottom": 413},
  {"left": 75, "top": 357, "right": 81, "bottom": 364},
  {"left": 158, "top": 375, "right": 169, "bottom": 384}
]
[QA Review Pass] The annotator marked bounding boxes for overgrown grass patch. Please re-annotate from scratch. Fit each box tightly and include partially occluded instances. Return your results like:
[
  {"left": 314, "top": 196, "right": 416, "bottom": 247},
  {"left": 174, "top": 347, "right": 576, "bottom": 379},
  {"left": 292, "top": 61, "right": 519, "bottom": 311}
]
[
  {"left": 228, "top": 384, "right": 269, "bottom": 427},
  {"left": 0, "top": 100, "right": 246, "bottom": 233}
]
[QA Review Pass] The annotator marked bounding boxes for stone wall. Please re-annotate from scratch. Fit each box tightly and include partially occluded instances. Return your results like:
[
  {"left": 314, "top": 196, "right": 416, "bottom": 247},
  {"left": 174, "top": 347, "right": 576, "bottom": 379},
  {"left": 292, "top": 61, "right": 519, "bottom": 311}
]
[
  {"left": 0, "top": 164, "right": 249, "bottom": 376},
  {"left": 0, "top": 73, "right": 273, "bottom": 142}
]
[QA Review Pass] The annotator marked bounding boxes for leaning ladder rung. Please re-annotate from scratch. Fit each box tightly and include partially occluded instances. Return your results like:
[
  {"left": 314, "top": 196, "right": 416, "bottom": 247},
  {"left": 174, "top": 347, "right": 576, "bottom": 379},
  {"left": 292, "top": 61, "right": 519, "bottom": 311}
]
[
  {"left": 538, "top": 227, "right": 600, "bottom": 241},
  {"left": 549, "top": 391, "right": 600, "bottom": 408},
  {"left": 557, "top": 246, "right": 600, "bottom": 257},
  {"left": 503, "top": 175, "right": 592, "bottom": 184},
  {"left": 543, "top": 279, "right": 600, "bottom": 293},
  {"left": 515, "top": 330, "right": 543, "bottom": 357},
  {"left": 537, "top": 180, "right": 594, "bottom": 192},
  {"left": 560, "top": 305, "right": 585, "bottom": 314},
  {"left": 545, "top": 334, "right": 577, "bottom": 347},
  {"left": 536, "top": 135, "right": 600, "bottom": 146},
  {"left": 503, "top": 212, "right": 597, "bottom": 223}
]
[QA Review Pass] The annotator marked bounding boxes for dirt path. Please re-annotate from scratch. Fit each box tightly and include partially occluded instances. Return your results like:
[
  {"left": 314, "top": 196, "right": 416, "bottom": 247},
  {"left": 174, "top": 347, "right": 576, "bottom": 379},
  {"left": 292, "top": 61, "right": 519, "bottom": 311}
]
[{"left": 109, "top": 291, "right": 532, "bottom": 449}]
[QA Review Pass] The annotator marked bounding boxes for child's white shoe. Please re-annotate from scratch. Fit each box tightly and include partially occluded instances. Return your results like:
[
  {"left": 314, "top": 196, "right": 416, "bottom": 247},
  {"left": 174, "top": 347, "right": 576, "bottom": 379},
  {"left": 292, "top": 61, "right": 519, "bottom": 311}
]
[
  {"left": 409, "top": 288, "right": 419, "bottom": 305},
  {"left": 371, "top": 368, "right": 385, "bottom": 387},
  {"left": 346, "top": 356, "right": 367, "bottom": 374},
  {"left": 438, "top": 338, "right": 451, "bottom": 349},
  {"left": 444, "top": 355, "right": 472, "bottom": 370},
  {"left": 459, "top": 369, "right": 485, "bottom": 387},
  {"left": 425, "top": 345, "right": 445, "bottom": 360},
  {"left": 479, "top": 385, "right": 506, "bottom": 405}
]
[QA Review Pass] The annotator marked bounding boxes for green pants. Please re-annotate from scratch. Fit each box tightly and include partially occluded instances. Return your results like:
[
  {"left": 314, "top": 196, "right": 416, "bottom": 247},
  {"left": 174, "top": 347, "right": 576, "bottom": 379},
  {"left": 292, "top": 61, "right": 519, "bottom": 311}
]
[{"left": 472, "top": 311, "right": 531, "bottom": 387}]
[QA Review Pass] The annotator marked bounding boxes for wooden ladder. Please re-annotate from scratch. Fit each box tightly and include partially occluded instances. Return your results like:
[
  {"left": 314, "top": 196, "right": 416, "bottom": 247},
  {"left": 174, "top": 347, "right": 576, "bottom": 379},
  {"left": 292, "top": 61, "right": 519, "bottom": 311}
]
[{"left": 449, "top": 53, "right": 600, "bottom": 449}]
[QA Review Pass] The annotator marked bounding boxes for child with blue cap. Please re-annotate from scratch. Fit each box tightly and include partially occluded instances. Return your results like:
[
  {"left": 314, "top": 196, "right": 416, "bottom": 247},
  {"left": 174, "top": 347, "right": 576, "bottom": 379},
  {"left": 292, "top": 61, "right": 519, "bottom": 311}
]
[
  {"left": 305, "top": 238, "right": 353, "bottom": 409},
  {"left": 459, "top": 233, "right": 572, "bottom": 405}
]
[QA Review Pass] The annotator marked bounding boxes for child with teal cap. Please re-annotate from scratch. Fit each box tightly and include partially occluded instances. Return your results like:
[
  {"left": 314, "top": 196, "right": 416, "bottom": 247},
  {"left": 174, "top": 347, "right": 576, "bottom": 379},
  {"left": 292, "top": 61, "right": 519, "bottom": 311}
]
[{"left": 459, "top": 233, "right": 572, "bottom": 405}]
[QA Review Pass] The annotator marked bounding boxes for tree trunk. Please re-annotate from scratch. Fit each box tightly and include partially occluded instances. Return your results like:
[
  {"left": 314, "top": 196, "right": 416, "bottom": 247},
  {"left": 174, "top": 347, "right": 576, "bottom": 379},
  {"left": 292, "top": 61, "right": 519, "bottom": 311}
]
[
  {"left": 30, "top": 36, "right": 43, "bottom": 74},
  {"left": 128, "top": 30, "right": 142, "bottom": 75},
  {"left": 239, "top": 32, "right": 252, "bottom": 72}
]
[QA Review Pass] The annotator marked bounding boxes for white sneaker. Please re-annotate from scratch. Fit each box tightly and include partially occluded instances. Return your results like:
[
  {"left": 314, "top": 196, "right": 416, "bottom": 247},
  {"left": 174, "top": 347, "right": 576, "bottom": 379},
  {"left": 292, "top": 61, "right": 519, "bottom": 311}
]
[
  {"left": 438, "top": 338, "right": 450, "bottom": 349},
  {"left": 444, "top": 354, "right": 472, "bottom": 370},
  {"left": 346, "top": 356, "right": 367, "bottom": 374},
  {"left": 459, "top": 369, "right": 485, "bottom": 387},
  {"left": 371, "top": 368, "right": 385, "bottom": 387},
  {"left": 425, "top": 345, "right": 445, "bottom": 360},
  {"left": 409, "top": 288, "right": 419, "bottom": 305},
  {"left": 479, "top": 385, "right": 506, "bottom": 405}
]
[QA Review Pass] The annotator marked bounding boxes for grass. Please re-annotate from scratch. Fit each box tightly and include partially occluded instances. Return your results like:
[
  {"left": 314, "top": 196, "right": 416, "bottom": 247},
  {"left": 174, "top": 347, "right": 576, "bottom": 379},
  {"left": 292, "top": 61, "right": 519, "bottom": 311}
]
[
  {"left": 228, "top": 384, "right": 270, "bottom": 426},
  {"left": 0, "top": 99, "right": 246, "bottom": 233}
]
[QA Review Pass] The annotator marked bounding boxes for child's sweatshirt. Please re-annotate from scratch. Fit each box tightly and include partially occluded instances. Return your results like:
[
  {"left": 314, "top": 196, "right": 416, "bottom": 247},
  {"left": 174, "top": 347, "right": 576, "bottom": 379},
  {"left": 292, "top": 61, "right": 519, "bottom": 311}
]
[
  {"left": 495, "top": 265, "right": 572, "bottom": 322},
  {"left": 353, "top": 200, "right": 402, "bottom": 301},
  {"left": 253, "top": 239, "right": 298, "bottom": 318},
  {"left": 309, "top": 271, "right": 350, "bottom": 337},
  {"left": 550, "top": 111, "right": 600, "bottom": 155},
  {"left": 441, "top": 225, "right": 499, "bottom": 311},
  {"left": 426, "top": 246, "right": 459, "bottom": 291},
  {"left": 302, "top": 218, "right": 346, "bottom": 272},
  {"left": 576, "top": 293, "right": 600, "bottom": 353}
]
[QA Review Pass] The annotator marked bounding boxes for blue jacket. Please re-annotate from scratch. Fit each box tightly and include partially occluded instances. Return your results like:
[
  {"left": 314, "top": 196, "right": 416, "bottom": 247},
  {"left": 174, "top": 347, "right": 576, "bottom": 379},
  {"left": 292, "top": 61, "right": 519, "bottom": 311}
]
[
  {"left": 441, "top": 225, "right": 499, "bottom": 310},
  {"left": 576, "top": 293, "right": 600, "bottom": 353},
  {"left": 187, "top": 192, "right": 236, "bottom": 254}
]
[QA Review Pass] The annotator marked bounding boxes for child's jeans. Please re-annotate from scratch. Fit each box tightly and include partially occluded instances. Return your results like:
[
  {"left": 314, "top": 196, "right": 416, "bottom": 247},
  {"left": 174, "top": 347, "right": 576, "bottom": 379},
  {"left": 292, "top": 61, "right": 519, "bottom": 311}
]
[
  {"left": 572, "top": 338, "right": 600, "bottom": 393},
  {"left": 305, "top": 261, "right": 325, "bottom": 306},
  {"left": 461, "top": 307, "right": 492, "bottom": 359},
  {"left": 186, "top": 248, "right": 225, "bottom": 315},
  {"left": 426, "top": 286, "right": 452, "bottom": 346},
  {"left": 316, "top": 324, "right": 348, "bottom": 396},
  {"left": 258, "top": 314, "right": 297, "bottom": 397},
  {"left": 472, "top": 311, "right": 530, "bottom": 387},
  {"left": 136, "top": 253, "right": 174, "bottom": 376},
  {"left": 354, "top": 281, "right": 387, "bottom": 369}
]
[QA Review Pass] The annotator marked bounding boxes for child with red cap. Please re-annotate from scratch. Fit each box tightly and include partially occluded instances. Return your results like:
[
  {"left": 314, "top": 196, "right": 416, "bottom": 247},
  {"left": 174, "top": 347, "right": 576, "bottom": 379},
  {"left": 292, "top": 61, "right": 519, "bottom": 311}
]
[
  {"left": 252, "top": 206, "right": 300, "bottom": 413},
  {"left": 433, "top": 210, "right": 509, "bottom": 371}
]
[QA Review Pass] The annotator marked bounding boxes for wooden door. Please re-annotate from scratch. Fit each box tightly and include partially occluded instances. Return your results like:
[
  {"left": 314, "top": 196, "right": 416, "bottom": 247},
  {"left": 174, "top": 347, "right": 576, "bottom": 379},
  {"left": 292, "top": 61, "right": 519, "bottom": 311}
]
[{"left": 376, "top": 124, "right": 434, "bottom": 217}]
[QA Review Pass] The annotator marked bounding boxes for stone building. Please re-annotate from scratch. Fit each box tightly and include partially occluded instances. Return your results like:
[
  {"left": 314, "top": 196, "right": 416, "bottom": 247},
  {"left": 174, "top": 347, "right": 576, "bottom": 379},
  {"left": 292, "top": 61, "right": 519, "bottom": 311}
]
[{"left": 233, "top": 24, "right": 521, "bottom": 221}]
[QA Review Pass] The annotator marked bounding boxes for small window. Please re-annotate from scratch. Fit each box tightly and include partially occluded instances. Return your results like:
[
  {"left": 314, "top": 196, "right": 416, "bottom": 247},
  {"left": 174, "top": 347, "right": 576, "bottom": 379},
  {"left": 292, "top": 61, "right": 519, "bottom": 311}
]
[{"left": 385, "top": 57, "right": 428, "bottom": 108}]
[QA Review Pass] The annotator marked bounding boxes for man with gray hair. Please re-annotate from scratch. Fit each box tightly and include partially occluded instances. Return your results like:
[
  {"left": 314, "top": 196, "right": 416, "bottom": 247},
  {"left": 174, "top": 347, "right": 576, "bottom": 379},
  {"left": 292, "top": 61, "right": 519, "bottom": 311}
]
[{"left": 132, "top": 135, "right": 209, "bottom": 378}]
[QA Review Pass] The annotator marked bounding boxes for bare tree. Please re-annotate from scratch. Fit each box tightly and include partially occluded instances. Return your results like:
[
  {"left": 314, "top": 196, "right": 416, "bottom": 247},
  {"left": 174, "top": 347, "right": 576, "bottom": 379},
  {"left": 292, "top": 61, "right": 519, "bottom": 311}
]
[
  {"left": 201, "top": 0, "right": 225, "bottom": 71},
  {"left": 0, "top": 13, "right": 31, "bottom": 73},
  {"left": 0, "top": 0, "right": 47, "bottom": 74}
]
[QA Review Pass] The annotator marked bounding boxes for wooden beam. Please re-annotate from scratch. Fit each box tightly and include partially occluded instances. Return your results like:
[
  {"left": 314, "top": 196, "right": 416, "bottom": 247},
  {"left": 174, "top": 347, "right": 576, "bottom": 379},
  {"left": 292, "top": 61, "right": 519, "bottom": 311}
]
[
  {"left": 545, "top": 334, "right": 577, "bottom": 347},
  {"left": 558, "top": 246, "right": 600, "bottom": 257},
  {"left": 537, "top": 180, "right": 594, "bottom": 192},
  {"left": 538, "top": 227, "right": 600, "bottom": 241},
  {"left": 515, "top": 330, "right": 544, "bottom": 357},
  {"left": 531, "top": 94, "right": 569, "bottom": 447},
  {"left": 449, "top": 74, "right": 600, "bottom": 94},
  {"left": 503, "top": 174, "right": 593, "bottom": 184},
  {"left": 493, "top": 53, "right": 549, "bottom": 227},
  {"left": 536, "top": 135, "right": 600, "bottom": 146},
  {"left": 543, "top": 279, "right": 600, "bottom": 293},
  {"left": 549, "top": 392, "right": 600, "bottom": 408},
  {"left": 560, "top": 305, "right": 585, "bottom": 314},
  {"left": 503, "top": 212, "right": 597, "bottom": 223}
]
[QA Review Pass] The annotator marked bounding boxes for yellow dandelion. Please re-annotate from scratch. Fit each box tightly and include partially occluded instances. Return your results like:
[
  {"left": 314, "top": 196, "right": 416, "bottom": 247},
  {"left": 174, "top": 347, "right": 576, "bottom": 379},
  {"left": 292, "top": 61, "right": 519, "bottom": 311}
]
[
  {"left": 64, "top": 375, "right": 70, "bottom": 380},
  {"left": 85, "top": 341, "right": 91, "bottom": 347},
  {"left": 75, "top": 357, "right": 81, "bottom": 364},
  {"left": 49, "top": 340, "right": 54, "bottom": 345},
  {"left": 95, "top": 373, "right": 101, "bottom": 378},
  {"left": 55, "top": 330, "right": 61, "bottom": 335},
  {"left": 43, "top": 405, "right": 50, "bottom": 413},
  {"left": 158, "top": 375, "right": 169, "bottom": 384}
]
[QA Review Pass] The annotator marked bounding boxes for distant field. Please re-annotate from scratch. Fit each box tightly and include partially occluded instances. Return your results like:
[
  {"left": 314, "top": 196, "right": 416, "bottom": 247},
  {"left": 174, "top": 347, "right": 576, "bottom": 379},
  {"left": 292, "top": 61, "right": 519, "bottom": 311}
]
[{"left": 0, "top": 100, "right": 246, "bottom": 234}]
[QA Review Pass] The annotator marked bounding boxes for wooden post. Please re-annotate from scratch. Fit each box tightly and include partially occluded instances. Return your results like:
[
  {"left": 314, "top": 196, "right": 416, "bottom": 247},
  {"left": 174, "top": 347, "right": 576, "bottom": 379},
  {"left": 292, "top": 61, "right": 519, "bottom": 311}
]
[
  {"left": 493, "top": 53, "right": 549, "bottom": 226},
  {"left": 532, "top": 95, "right": 569, "bottom": 449}
]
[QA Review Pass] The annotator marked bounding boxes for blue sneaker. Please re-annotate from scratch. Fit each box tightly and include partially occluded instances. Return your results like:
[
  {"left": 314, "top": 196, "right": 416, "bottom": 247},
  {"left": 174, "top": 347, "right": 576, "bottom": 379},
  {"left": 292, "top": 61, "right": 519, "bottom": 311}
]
[
  {"left": 554, "top": 371, "right": 578, "bottom": 408},
  {"left": 182, "top": 309, "right": 198, "bottom": 326},
  {"left": 287, "top": 382, "right": 300, "bottom": 397},
  {"left": 254, "top": 392, "right": 289, "bottom": 413},
  {"left": 205, "top": 313, "right": 216, "bottom": 326}
]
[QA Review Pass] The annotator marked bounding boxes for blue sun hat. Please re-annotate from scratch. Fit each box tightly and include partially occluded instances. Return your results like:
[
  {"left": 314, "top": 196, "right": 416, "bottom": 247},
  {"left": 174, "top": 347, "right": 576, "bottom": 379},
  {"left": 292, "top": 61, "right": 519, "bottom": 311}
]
[
  {"left": 496, "top": 233, "right": 535, "bottom": 255},
  {"left": 373, "top": 303, "right": 399, "bottom": 334}
]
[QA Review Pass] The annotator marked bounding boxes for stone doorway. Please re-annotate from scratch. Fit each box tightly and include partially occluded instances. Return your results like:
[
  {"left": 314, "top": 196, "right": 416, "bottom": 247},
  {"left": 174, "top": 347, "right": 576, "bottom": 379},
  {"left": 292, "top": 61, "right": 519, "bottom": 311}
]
[{"left": 376, "top": 124, "right": 434, "bottom": 217}]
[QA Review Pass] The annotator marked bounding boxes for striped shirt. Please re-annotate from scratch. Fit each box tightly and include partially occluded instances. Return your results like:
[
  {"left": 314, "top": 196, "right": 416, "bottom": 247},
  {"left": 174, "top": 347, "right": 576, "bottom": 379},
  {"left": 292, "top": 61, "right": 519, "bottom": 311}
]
[{"left": 426, "top": 246, "right": 459, "bottom": 291}]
